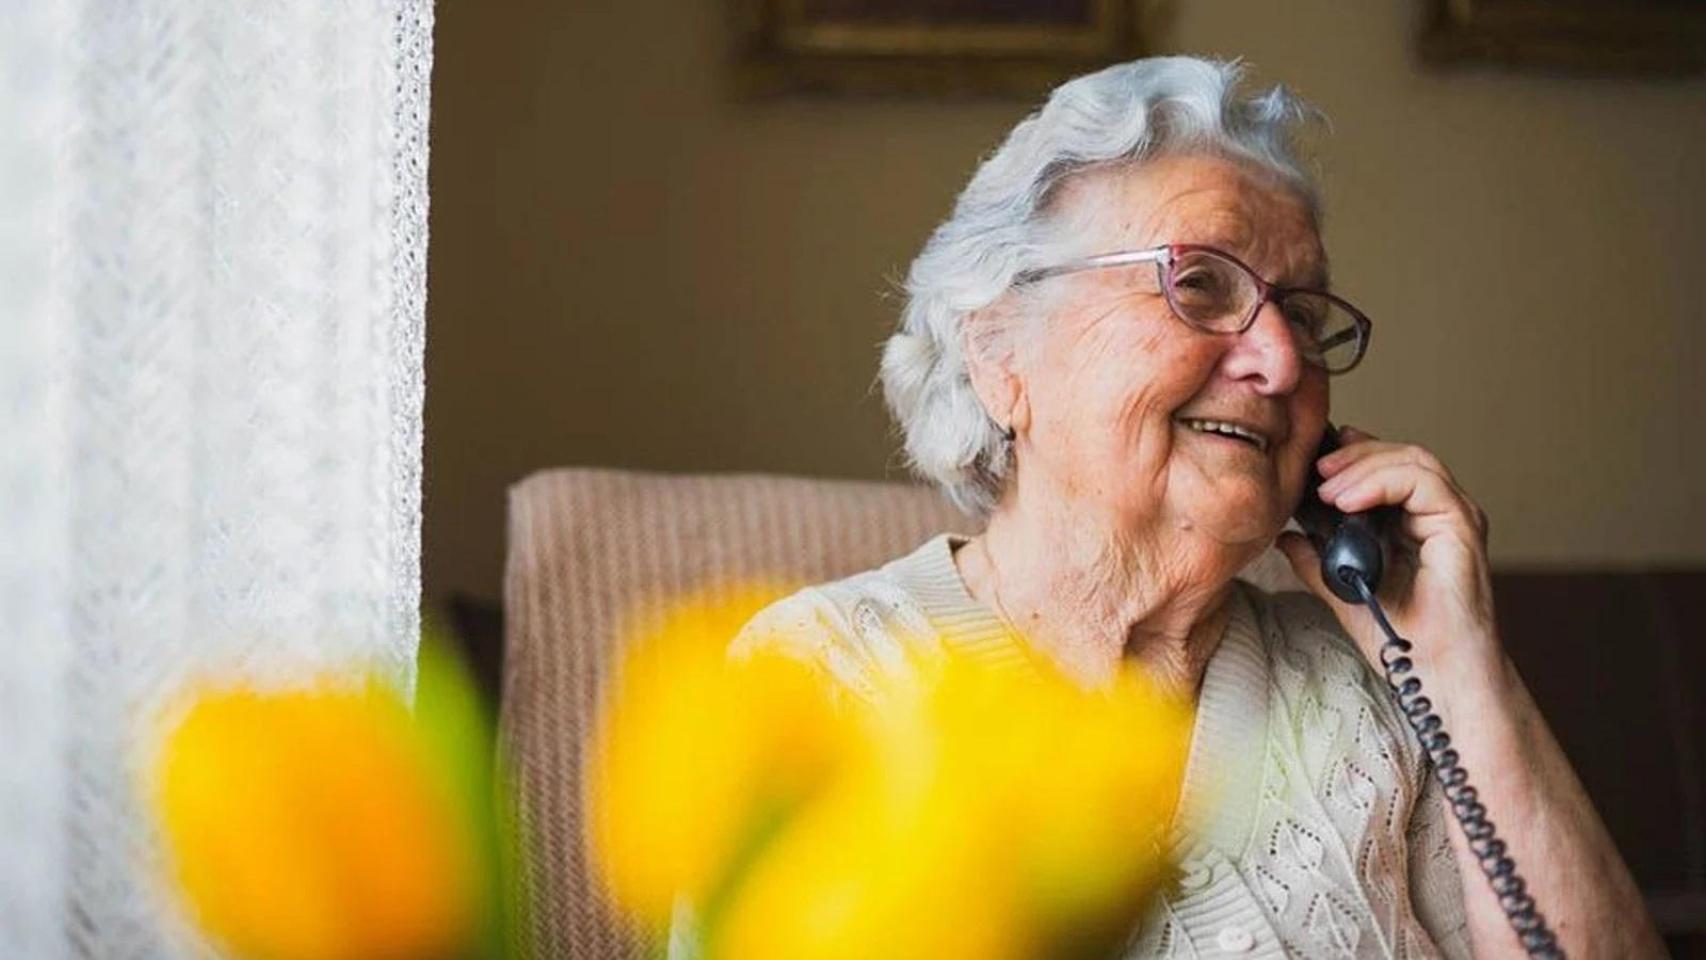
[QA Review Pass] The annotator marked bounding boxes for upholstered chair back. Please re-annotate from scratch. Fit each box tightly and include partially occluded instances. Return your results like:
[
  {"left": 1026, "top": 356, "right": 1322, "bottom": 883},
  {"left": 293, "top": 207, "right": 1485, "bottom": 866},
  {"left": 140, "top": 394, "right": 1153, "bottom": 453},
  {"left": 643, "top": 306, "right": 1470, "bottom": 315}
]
[{"left": 499, "top": 467, "right": 1302, "bottom": 958}]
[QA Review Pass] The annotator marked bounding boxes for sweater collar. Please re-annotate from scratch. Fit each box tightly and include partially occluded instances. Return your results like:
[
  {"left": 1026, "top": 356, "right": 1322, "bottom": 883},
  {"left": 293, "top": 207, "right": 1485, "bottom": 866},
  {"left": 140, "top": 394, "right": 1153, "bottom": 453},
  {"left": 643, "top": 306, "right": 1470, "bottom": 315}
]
[
  {"left": 881, "top": 533, "right": 1033, "bottom": 670},
  {"left": 1170, "top": 581, "right": 1269, "bottom": 856},
  {"left": 886, "top": 533, "right": 1271, "bottom": 855}
]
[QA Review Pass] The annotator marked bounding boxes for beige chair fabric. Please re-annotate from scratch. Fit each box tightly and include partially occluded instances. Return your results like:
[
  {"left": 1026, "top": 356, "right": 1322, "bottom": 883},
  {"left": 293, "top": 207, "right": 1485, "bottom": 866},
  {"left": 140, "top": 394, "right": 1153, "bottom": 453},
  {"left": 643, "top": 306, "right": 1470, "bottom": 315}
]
[
  {"left": 499, "top": 467, "right": 1304, "bottom": 959},
  {"left": 500, "top": 468, "right": 978, "bottom": 958}
]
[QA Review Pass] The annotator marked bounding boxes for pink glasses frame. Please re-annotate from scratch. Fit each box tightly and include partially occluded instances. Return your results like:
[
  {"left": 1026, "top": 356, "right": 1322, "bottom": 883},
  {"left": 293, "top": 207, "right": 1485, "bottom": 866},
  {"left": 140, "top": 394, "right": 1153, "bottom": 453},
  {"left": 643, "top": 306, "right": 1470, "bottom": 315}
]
[{"left": 1014, "top": 242, "right": 1373, "bottom": 374}]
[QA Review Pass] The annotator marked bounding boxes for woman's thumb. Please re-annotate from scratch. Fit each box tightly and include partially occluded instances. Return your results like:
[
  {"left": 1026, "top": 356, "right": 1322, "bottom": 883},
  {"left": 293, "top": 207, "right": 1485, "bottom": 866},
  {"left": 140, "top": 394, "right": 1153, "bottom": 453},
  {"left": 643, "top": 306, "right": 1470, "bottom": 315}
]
[
  {"left": 1277, "top": 531, "right": 1334, "bottom": 603},
  {"left": 1280, "top": 528, "right": 1379, "bottom": 627}
]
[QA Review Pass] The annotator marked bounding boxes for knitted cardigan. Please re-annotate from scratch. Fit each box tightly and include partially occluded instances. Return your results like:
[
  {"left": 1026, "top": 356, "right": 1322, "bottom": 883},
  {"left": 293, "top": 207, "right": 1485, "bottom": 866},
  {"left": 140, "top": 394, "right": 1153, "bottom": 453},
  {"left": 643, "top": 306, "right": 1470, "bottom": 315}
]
[{"left": 725, "top": 534, "right": 1472, "bottom": 959}]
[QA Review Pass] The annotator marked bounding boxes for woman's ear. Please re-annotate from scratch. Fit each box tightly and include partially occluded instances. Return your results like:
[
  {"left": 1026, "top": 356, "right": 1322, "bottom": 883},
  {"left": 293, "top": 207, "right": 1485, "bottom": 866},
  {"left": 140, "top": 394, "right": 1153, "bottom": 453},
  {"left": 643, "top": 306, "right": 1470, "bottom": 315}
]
[{"left": 961, "top": 305, "right": 1025, "bottom": 437}]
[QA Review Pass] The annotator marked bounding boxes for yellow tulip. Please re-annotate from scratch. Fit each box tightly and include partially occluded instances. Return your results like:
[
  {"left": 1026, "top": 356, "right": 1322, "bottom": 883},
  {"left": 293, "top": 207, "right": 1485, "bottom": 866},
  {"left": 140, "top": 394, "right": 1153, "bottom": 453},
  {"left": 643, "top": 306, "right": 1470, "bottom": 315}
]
[
  {"left": 586, "top": 585, "right": 850, "bottom": 926},
  {"left": 1011, "top": 668, "right": 1192, "bottom": 958},
  {"left": 715, "top": 650, "right": 1191, "bottom": 960},
  {"left": 712, "top": 660, "right": 1025, "bottom": 960},
  {"left": 151, "top": 680, "right": 480, "bottom": 960},
  {"left": 589, "top": 593, "right": 1193, "bottom": 960}
]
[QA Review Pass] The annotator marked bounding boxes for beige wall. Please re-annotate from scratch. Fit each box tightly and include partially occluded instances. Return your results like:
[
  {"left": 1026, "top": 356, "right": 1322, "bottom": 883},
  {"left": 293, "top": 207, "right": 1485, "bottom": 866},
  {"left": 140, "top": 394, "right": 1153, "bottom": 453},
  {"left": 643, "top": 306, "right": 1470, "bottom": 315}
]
[{"left": 425, "top": 0, "right": 1706, "bottom": 605}]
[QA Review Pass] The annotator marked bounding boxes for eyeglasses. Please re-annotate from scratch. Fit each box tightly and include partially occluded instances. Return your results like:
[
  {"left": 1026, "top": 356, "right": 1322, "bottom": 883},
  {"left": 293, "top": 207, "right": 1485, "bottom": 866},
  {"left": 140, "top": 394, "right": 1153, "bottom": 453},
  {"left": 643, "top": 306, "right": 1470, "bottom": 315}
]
[{"left": 1014, "top": 243, "right": 1372, "bottom": 375}]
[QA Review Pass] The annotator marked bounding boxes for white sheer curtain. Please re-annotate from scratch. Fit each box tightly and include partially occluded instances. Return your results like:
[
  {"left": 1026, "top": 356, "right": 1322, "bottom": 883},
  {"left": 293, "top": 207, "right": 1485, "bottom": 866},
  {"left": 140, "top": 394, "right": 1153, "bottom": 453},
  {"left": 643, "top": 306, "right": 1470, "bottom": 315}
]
[{"left": 0, "top": 3, "right": 434, "bottom": 956}]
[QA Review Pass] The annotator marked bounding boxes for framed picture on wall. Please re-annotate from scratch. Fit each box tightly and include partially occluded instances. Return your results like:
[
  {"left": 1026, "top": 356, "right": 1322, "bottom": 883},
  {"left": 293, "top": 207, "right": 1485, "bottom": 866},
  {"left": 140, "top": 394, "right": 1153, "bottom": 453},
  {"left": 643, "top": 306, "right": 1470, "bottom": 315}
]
[
  {"left": 731, "top": 0, "right": 1149, "bottom": 96},
  {"left": 1420, "top": 0, "right": 1706, "bottom": 74}
]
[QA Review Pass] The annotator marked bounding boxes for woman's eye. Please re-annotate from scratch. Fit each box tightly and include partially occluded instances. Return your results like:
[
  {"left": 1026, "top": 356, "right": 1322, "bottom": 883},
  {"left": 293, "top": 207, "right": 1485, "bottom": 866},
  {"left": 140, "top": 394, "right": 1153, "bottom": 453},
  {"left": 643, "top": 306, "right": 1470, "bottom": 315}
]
[
  {"left": 1172, "top": 271, "right": 1224, "bottom": 295},
  {"left": 1284, "top": 305, "right": 1323, "bottom": 333}
]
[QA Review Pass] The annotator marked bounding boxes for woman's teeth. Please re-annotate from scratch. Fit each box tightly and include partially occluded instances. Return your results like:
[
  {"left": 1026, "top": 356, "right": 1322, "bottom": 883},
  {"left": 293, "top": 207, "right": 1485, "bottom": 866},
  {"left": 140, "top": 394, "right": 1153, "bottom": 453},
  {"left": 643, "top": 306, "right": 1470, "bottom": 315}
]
[{"left": 1178, "top": 418, "right": 1269, "bottom": 453}]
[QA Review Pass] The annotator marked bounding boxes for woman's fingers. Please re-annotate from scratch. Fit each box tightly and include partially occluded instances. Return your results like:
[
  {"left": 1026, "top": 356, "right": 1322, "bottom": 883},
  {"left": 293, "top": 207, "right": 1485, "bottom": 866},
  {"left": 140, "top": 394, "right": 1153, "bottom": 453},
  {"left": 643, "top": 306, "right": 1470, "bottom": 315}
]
[
  {"left": 1314, "top": 424, "right": 1379, "bottom": 475},
  {"left": 1319, "top": 439, "right": 1454, "bottom": 480},
  {"left": 1314, "top": 452, "right": 1486, "bottom": 545},
  {"left": 1318, "top": 443, "right": 1461, "bottom": 504},
  {"left": 1290, "top": 430, "right": 1502, "bottom": 669},
  {"left": 1337, "top": 424, "right": 1376, "bottom": 443}
]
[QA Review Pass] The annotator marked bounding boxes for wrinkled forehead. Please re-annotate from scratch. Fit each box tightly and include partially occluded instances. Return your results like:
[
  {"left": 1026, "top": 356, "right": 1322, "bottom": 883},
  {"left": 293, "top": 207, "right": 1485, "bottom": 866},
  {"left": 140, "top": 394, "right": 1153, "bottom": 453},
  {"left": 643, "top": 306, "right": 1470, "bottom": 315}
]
[{"left": 1048, "top": 152, "right": 1329, "bottom": 289}]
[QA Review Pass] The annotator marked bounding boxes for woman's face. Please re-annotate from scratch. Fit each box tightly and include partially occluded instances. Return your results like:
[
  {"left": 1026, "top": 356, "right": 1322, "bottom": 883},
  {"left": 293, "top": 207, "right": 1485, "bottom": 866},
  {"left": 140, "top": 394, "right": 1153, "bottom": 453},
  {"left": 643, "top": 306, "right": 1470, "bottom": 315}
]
[{"left": 1009, "top": 152, "right": 1331, "bottom": 550}]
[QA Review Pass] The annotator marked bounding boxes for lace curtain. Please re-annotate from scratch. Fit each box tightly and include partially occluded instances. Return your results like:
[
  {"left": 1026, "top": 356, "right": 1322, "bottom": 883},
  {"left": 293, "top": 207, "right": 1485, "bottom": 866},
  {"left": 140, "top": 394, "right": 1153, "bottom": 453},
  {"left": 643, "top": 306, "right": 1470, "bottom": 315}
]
[{"left": 0, "top": 3, "right": 434, "bottom": 956}]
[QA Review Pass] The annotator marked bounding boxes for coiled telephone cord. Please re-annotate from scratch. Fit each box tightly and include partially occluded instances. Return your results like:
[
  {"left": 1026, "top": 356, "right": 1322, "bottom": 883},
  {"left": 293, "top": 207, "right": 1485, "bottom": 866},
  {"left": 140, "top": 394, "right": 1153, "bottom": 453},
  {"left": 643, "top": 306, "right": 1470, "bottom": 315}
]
[{"left": 1347, "top": 572, "right": 1566, "bottom": 960}]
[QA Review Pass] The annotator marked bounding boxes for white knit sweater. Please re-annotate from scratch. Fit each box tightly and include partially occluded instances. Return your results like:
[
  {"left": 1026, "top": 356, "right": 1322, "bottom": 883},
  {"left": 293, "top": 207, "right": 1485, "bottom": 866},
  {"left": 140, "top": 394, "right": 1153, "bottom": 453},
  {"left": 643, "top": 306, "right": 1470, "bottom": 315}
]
[{"left": 727, "top": 534, "right": 1472, "bottom": 959}]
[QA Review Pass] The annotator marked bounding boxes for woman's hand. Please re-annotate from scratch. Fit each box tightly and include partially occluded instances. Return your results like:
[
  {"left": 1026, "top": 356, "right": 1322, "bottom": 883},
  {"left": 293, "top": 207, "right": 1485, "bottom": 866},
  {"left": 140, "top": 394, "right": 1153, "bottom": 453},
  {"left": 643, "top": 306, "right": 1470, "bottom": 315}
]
[
  {"left": 1275, "top": 428, "right": 1667, "bottom": 957},
  {"left": 1275, "top": 425, "right": 1501, "bottom": 676}
]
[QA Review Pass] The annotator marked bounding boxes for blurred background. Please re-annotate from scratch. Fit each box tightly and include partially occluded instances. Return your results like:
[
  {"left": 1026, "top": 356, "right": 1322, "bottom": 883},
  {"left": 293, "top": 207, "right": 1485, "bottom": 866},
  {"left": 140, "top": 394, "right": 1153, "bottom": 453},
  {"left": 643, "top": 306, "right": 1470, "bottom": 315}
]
[
  {"left": 425, "top": 0, "right": 1704, "bottom": 607},
  {"left": 423, "top": 0, "right": 1705, "bottom": 949}
]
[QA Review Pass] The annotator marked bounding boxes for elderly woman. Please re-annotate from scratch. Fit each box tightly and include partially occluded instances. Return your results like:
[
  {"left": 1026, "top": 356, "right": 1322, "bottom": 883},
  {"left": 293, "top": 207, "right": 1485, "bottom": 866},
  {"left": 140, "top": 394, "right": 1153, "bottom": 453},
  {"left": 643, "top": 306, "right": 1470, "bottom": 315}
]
[{"left": 729, "top": 57, "right": 1660, "bottom": 957}]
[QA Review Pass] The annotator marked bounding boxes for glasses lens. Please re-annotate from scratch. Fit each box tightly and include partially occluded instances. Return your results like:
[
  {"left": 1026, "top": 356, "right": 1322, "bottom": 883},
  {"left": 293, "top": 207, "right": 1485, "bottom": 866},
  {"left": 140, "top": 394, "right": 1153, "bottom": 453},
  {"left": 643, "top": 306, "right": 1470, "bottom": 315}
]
[
  {"left": 1165, "top": 249, "right": 1258, "bottom": 332},
  {"left": 1280, "top": 292, "right": 1366, "bottom": 373}
]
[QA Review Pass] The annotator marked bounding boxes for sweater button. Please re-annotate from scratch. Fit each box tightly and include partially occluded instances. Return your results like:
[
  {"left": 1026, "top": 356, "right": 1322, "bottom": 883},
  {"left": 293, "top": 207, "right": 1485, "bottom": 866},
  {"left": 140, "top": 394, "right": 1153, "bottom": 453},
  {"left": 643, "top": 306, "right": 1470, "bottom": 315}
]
[
  {"left": 1216, "top": 924, "right": 1255, "bottom": 953},
  {"left": 1178, "top": 861, "right": 1212, "bottom": 891}
]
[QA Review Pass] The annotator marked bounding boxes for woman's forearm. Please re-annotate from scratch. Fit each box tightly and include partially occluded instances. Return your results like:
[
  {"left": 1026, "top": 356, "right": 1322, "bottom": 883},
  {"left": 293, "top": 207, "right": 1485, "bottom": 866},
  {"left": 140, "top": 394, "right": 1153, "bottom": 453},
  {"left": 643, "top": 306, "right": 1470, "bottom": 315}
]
[{"left": 1427, "top": 643, "right": 1664, "bottom": 958}]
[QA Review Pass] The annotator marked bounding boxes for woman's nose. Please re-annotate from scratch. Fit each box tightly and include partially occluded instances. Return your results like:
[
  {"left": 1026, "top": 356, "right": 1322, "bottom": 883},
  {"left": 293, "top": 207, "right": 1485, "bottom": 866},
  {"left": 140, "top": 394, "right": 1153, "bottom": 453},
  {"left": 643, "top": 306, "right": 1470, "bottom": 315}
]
[{"left": 1220, "top": 299, "right": 1305, "bottom": 394}]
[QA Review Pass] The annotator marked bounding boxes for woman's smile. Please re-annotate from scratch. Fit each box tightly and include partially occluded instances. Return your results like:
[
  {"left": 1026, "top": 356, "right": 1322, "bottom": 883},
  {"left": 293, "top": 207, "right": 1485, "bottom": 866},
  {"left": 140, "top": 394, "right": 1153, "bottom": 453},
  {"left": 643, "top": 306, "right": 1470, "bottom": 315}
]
[{"left": 1174, "top": 416, "right": 1272, "bottom": 455}]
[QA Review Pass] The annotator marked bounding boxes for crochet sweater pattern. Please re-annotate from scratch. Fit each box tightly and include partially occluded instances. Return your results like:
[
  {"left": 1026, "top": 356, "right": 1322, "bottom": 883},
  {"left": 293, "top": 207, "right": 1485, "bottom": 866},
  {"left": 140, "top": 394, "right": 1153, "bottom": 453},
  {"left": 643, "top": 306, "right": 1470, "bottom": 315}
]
[{"left": 728, "top": 534, "right": 1472, "bottom": 959}]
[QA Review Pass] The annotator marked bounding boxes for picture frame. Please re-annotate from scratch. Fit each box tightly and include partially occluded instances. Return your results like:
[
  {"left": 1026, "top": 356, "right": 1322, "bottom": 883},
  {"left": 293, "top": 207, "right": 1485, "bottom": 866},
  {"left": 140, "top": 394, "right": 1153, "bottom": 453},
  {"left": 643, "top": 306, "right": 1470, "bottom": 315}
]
[
  {"left": 1419, "top": 0, "right": 1706, "bottom": 75},
  {"left": 730, "top": 0, "right": 1149, "bottom": 97}
]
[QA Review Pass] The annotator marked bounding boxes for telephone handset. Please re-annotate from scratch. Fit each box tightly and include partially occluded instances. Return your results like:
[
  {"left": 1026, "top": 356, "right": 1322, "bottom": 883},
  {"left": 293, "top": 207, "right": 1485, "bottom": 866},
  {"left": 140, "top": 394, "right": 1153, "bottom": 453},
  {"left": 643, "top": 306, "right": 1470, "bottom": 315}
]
[
  {"left": 1292, "top": 425, "right": 1565, "bottom": 960},
  {"left": 1293, "top": 425, "right": 1396, "bottom": 603}
]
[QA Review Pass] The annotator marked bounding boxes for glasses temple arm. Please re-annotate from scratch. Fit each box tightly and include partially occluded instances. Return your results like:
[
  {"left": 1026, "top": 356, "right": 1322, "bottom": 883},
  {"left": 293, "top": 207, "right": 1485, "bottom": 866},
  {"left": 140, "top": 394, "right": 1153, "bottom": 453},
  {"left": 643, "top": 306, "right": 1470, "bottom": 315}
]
[
  {"left": 1318, "top": 326, "right": 1360, "bottom": 351},
  {"left": 1013, "top": 248, "right": 1170, "bottom": 286}
]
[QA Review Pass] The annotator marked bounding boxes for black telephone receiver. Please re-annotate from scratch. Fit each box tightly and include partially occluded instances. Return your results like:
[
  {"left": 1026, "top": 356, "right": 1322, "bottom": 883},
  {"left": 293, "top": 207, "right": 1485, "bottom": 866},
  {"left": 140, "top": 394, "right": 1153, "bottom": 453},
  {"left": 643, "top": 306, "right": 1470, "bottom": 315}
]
[
  {"left": 1290, "top": 423, "right": 1566, "bottom": 959},
  {"left": 1292, "top": 423, "right": 1396, "bottom": 604}
]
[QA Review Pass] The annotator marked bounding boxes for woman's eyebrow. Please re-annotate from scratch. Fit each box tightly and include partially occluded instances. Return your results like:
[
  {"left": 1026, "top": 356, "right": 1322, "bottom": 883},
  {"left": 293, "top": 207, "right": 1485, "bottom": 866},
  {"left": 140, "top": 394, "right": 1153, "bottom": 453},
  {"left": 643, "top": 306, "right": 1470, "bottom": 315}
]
[
  {"left": 1159, "top": 223, "right": 1329, "bottom": 287},
  {"left": 1290, "top": 262, "right": 1330, "bottom": 289},
  {"left": 1229, "top": 242, "right": 1330, "bottom": 289},
  {"left": 1265, "top": 245, "right": 1329, "bottom": 288}
]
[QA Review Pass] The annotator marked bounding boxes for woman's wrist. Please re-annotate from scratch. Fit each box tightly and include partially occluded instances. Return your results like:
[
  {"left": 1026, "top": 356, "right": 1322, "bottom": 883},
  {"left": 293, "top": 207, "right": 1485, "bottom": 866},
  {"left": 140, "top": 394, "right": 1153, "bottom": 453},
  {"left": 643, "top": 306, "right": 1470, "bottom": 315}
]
[
  {"left": 1423, "top": 627, "right": 1508, "bottom": 687},
  {"left": 1402, "top": 628, "right": 1531, "bottom": 757},
  {"left": 1419, "top": 641, "right": 1555, "bottom": 823},
  {"left": 1393, "top": 601, "right": 1505, "bottom": 682}
]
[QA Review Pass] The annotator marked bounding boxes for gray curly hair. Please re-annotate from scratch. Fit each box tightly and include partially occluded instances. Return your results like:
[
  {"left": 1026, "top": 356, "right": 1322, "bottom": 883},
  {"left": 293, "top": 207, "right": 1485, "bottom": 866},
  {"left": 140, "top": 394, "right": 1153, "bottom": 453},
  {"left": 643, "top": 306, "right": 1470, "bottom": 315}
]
[{"left": 879, "top": 56, "right": 1327, "bottom": 517}]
